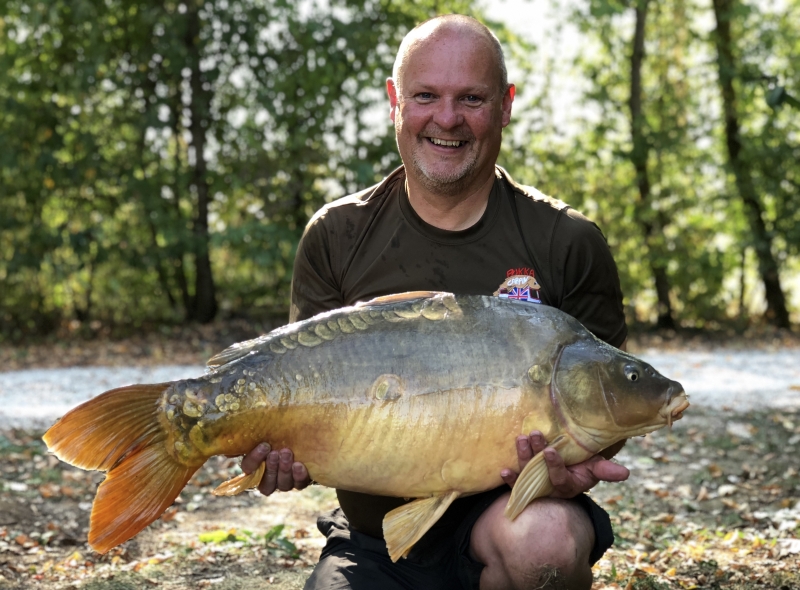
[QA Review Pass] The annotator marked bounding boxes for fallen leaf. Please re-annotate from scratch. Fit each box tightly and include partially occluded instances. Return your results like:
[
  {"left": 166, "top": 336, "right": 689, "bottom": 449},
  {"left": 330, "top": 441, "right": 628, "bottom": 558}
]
[
  {"left": 14, "top": 534, "right": 33, "bottom": 546},
  {"left": 722, "top": 498, "right": 743, "bottom": 511},
  {"left": 777, "top": 538, "right": 800, "bottom": 557},
  {"left": 160, "top": 507, "right": 179, "bottom": 523},
  {"left": 38, "top": 483, "right": 61, "bottom": 498},
  {"left": 60, "top": 485, "right": 80, "bottom": 498},
  {"left": 726, "top": 421, "right": 755, "bottom": 439}
]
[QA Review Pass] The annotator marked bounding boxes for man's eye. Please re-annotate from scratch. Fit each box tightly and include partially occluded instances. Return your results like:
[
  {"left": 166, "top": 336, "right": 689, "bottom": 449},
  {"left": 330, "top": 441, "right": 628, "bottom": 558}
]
[
  {"left": 416, "top": 93, "right": 434, "bottom": 101},
  {"left": 464, "top": 95, "right": 482, "bottom": 104}
]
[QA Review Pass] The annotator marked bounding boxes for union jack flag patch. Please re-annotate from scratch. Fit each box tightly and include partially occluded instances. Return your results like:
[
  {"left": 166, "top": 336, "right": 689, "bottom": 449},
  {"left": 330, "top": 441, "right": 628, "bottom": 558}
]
[{"left": 493, "top": 272, "right": 542, "bottom": 303}]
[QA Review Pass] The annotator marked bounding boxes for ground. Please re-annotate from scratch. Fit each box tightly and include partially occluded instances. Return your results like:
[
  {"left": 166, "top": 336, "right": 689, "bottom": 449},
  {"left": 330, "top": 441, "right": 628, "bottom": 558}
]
[{"left": 1, "top": 326, "right": 799, "bottom": 589}]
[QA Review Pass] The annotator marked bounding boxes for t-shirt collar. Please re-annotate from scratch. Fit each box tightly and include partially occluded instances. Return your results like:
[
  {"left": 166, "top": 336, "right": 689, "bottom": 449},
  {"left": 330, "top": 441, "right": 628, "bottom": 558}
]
[{"left": 396, "top": 168, "right": 504, "bottom": 244}]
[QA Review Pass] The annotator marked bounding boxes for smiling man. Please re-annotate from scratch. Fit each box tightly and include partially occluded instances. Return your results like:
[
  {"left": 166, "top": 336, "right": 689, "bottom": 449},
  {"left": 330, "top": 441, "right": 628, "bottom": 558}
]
[
  {"left": 242, "top": 14, "right": 630, "bottom": 590},
  {"left": 387, "top": 22, "right": 512, "bottom": 230}
]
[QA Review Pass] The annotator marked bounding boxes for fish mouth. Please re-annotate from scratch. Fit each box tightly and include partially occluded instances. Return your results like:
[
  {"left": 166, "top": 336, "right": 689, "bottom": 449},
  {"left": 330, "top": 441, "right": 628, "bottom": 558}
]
[{"left": 663, "top": 392, "right": 690, "bottom": 427}]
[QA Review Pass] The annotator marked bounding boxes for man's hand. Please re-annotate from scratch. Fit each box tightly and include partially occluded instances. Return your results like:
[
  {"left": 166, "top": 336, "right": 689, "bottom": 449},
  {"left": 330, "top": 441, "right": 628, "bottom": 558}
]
[
  {"left": 500, "top": 431, "right": 629, "bottom": 498},
  {"left": 240, "top": 443, "right": 312, "bottom": 496}
]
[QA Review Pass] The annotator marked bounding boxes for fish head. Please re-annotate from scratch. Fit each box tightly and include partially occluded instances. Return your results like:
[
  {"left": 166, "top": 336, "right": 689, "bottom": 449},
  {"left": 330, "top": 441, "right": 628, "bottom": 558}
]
[{"left": 553, "top": 340, "right": 689, "bottom": 444}]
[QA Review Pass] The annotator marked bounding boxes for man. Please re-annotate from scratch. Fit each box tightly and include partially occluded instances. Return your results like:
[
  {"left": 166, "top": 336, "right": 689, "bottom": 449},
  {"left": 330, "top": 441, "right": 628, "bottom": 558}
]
[{"left": 242, "top": 14, "right": 630, "bottom": 589}]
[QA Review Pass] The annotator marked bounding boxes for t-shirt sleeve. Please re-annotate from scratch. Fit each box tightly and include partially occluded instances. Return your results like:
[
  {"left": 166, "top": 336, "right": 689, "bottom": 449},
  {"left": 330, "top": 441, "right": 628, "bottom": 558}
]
[
  {"left": 289, "top": 212, "right": 346, "bottom": 323},
  {"left": 550, "top": 209, "right": 628, "bottom": 347}
]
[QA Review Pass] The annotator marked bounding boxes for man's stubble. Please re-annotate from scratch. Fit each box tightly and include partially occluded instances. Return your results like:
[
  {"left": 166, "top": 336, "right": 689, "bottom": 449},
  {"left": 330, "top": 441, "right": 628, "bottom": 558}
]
[{"left": 402, "top": 131, "right": 480, "bottom": 198}]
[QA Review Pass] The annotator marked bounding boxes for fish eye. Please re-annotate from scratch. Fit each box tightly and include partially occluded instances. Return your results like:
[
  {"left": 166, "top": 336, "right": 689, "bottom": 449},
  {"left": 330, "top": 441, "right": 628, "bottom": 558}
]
[{"left": 624, "top": 365, "right": 640, "bottom": 382}]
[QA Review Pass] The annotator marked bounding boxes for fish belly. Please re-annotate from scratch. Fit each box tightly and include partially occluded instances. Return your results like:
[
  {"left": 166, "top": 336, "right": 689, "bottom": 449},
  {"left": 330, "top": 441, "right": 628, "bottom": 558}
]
[{"left": 258, "top": 385, "right": 546, "bottom": 497}]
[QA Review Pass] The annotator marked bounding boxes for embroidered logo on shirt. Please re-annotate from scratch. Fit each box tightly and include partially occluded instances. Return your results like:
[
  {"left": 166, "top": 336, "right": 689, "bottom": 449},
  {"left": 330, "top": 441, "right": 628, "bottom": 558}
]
[{"left": 494, "top": 270, "right": 542, "bottom": 303}]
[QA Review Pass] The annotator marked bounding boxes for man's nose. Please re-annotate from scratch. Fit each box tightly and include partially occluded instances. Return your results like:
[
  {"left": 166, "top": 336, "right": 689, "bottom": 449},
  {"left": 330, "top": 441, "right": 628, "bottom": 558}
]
[{"left": 432, "top": 98, "right": 464, "bottom": 129}]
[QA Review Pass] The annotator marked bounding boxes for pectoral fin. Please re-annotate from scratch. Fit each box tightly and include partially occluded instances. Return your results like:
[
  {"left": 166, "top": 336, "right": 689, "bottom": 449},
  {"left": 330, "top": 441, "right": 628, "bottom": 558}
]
[
  {"left": 504, "top": 435, "right": 569, "bottom": 520},
  {"left": 383, "top": 491, "right": 460, "bottom": 562},
  {"left": 213, "top": 462, "right": 266, "bottom": 496}
]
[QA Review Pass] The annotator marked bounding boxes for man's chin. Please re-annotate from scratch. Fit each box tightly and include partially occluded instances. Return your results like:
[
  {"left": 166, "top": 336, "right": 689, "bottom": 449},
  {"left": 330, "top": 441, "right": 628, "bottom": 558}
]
[{"left": 412, "top": 163, "right": 476, "bottom": 197}]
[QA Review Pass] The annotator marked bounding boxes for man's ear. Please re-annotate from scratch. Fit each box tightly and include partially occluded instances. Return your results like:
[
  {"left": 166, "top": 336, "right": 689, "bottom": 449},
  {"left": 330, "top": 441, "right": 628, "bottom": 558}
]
[
  {"left": 387, "top": 78, "right": 399, "bottom": 123},
  {"left": 501, "top": 84, "right": 515, "bottom": 128}
]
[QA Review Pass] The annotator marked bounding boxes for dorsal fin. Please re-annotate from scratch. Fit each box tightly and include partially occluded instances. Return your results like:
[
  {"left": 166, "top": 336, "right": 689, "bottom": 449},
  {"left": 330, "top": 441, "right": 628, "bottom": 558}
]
[
  {"left": 356, "top": 291, "right": 444, "bottom": 307},
  {"left": 208, "top": 291, "right": 456, "bottom": 367},
  {"left": 206, "top": 336, "right": 267, "bottom": 368}
]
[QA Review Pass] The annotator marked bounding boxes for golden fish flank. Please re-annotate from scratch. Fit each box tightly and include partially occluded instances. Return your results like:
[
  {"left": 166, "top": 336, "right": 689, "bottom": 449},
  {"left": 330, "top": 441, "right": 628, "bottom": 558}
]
[{"left": 42, "top": 291, "right": 687, "bottom": 562}]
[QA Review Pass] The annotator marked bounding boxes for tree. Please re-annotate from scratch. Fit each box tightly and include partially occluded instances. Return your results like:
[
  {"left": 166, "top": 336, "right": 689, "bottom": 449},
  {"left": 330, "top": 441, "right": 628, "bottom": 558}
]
[
  {"left": 711, "top": 0, "right": 791, "bottom": 328},
  {"left": 505, "top": 0, "right": 733, "bottom": 328},
  {"left": 0, "top": 0, "right": 491, "bottom": 334},
  {"left": 627, "top": 0, "right": 676, "bottom": 329}
]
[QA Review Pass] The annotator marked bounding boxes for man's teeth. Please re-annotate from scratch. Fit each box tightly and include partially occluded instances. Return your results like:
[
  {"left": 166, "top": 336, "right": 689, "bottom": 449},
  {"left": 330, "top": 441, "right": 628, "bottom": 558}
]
[{"left": 429, "top": 138, "right": 464, "bottom": 147}]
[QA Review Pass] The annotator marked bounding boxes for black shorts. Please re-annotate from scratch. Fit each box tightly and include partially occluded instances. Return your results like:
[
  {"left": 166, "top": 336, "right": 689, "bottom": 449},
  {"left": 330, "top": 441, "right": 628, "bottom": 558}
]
[{"left": 303, "top": 489, "right": 614, "bottom": 590}]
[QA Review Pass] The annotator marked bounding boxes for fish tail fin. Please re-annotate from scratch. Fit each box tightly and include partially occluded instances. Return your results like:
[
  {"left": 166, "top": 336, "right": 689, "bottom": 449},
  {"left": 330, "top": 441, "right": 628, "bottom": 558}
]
[
  {"left": 89, "top": 440, "right": 198, "bottom": 552},
  {"left": 43, "top": 383, "right": 170, "bottom": 471},
  {"left": 43, "top": 383, "right": 200, "bottom": 553}
]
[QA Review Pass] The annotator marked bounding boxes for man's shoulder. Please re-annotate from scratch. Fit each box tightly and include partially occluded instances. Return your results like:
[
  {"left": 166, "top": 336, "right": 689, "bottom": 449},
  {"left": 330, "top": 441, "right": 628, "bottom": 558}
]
[
  {"left": 307, "top": 167, "right": 405, "bottom": 228},
  {"left": 497, "top": 167, "right": 599, "bottom": 230},
  {"left": 498, "top": 167, "right": 570, "bottom": 212}
]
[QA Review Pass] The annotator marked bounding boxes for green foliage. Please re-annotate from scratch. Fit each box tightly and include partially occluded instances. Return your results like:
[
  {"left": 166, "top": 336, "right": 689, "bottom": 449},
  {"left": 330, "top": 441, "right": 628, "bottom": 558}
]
[
  {"left": 198, "top": 525, "right": 299, "bottom": 558},
  {"left": 0, "top": 0, "right": 485, "bottom": 335},
  {"left": 503, "top": 0, "right": 798, "bottom": 328},
  {"left": 263, "top": 524, "right": 300, "bottom": 558},
  {"left": 0, "top": 0, "right": 796, "bottom": 334}
]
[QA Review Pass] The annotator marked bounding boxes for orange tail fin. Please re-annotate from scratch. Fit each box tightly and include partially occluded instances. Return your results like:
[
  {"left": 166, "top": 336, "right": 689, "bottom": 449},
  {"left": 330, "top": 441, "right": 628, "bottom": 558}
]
[{"left": 43, "top": 383, "right": 200, "bottom": 553}]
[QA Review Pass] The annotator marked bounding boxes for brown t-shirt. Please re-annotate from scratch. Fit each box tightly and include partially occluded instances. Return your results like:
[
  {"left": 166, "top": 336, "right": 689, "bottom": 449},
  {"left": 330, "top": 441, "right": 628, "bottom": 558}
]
[{"left": 288, "top": 165, "right": 627, "bottom": 538}]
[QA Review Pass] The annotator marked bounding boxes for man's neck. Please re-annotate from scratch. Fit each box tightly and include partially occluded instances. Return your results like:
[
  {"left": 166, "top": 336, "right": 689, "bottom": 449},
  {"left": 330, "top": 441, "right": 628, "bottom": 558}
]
[{"left": 405, "top": 171, "right": 496, "bottom": 231}]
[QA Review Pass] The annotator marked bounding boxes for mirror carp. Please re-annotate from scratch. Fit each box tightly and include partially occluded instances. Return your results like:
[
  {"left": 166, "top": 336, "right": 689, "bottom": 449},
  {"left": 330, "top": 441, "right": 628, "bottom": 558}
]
[{"left": 43, "top": 291, "right": 689, "bottom": 561}]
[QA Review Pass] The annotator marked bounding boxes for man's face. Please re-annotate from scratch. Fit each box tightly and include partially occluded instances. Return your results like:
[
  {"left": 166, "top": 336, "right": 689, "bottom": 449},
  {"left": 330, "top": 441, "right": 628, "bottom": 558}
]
[{"left": 387, "top": 31, "right": 514, "bottom": 196}]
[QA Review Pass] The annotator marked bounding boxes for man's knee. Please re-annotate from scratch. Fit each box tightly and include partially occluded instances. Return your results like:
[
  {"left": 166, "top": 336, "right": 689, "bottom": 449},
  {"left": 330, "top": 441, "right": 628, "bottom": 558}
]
[{"left": 471, "top": 495, "right": 595, "bottom": 590}]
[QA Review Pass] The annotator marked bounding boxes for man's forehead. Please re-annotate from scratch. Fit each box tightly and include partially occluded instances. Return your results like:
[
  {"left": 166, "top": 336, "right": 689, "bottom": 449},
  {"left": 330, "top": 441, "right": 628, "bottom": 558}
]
[
  {"left": 401, "top": 33, "right": 496, "bottom": 78},
  {"left": 406, "top": 25, "right": 494, "bottom": 59},
  {"left": 405, "top": 18, "right": 490, "bottom": 48},
  {"left": 392, "top": 17, "right": 507, "bottom": 96}
]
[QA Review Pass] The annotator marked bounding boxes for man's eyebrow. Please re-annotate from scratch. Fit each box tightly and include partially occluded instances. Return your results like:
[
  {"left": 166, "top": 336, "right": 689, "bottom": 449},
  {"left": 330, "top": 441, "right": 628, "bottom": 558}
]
[{"left": 406, "top": 83, "right": 494, "bottom": 94}]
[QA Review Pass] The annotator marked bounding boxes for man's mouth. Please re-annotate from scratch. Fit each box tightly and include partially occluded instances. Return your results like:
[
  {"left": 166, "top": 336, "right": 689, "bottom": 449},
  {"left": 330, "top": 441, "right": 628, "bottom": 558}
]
[{"left": 427, "top": 137, "right": 467, "bottom": 148}]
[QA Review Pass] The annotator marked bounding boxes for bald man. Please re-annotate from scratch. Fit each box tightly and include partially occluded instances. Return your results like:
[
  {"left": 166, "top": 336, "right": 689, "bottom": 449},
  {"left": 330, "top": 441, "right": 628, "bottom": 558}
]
[{"left": 242, "top": 15, "right": 630, "bottom": 590}]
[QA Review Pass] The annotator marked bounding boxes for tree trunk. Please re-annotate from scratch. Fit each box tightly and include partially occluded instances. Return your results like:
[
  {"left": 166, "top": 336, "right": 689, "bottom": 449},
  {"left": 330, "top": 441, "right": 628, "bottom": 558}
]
[
  {"left": 711, "top": 0, "right": 790, "bottom": 328},
  {"left": 628, "top": 0, "right": 676, "bottom": 330},
  {"left": 185, "top": 3, "right": 217, "bottom": 323},
  {"left": 738, "top": 246, "right": 747, "bottom": 318},
  {"left": 169, "top": 92, "right": 194, "bottom": 318}
]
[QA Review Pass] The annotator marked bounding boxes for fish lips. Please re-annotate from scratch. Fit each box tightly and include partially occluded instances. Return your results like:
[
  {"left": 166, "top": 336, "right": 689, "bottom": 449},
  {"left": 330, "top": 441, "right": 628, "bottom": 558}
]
[{"left": 663, "top": 386, "right": 690, "bottom": 426}]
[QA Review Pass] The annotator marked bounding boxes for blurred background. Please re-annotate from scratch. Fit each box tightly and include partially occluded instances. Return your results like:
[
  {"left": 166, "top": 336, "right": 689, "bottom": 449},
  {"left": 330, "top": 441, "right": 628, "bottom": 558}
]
[{"left": 1, "top": 0, "right": 798, "bottom": 342}]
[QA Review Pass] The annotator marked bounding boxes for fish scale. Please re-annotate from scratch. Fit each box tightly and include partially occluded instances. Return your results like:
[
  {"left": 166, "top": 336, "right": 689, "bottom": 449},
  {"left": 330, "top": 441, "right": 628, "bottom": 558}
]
[{"left": 43, "top": 291, "right": 688, "bottom": 562}]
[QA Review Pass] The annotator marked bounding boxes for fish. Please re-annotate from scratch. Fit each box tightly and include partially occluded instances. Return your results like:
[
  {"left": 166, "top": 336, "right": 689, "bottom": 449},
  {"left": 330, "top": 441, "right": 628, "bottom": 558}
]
[{"left": 43, "top": 291, "right": 689, "bottom": 562}]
